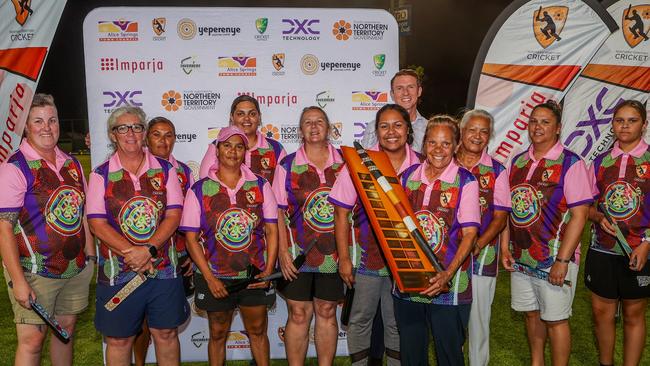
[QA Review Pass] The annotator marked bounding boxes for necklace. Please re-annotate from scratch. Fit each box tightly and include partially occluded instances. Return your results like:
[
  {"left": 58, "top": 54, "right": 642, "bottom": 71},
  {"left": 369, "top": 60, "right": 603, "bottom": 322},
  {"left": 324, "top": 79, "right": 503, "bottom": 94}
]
[{"left": 129, "top": 153, "right": 146, "bottom": 176}]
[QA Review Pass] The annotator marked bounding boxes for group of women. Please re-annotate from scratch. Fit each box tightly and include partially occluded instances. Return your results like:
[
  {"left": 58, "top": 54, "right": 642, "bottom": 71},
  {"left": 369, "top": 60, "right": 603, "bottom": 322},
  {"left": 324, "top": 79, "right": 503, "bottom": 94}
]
[{"left": 2, "top": 91, "right": 648, "bottom": 366}]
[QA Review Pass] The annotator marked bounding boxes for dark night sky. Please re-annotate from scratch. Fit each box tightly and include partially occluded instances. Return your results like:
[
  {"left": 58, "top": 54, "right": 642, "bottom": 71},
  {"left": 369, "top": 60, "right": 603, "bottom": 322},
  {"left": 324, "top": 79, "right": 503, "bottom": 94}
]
[{"left": 38, "top": 0, "right": 514, "bottom": 127}]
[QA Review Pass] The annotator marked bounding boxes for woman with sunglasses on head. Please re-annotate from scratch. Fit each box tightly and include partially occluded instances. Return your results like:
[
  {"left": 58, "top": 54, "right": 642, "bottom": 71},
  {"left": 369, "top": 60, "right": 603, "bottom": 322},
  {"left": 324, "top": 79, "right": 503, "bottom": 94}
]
[
  {"left": 199, "top": 95, "right": 286, "bottom": 183},
  {"left": 271, "top": 106, "right": 345, "bottom": 365},
  {"left": 586, "top": 100, "right": 649, "bottom": 366},
  {"left": 87, "top": 106, "right": 188, "bottom": 366}
]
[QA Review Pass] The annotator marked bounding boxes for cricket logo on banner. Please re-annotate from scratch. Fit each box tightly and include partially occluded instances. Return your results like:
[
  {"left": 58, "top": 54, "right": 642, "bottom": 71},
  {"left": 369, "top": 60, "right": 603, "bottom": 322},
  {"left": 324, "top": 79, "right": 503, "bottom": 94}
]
[
  {"left": 622, "top": 4, "right": 650, "bottom": 47},
  {"left": 11, "top": 0, "right": 34, "bottom": 25},
  {"left": 533, "top": 6, "right": 568, "bottom": 48}
]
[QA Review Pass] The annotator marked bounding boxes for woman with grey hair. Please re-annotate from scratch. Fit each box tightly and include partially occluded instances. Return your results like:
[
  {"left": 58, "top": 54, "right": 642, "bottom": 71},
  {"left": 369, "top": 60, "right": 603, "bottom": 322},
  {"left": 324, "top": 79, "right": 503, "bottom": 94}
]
[
  {"left": 456, "top": 109, "right": 511, "bottom": 366},
  {"left": 86, "top": 106, "right": 188, "bottom": 366}
]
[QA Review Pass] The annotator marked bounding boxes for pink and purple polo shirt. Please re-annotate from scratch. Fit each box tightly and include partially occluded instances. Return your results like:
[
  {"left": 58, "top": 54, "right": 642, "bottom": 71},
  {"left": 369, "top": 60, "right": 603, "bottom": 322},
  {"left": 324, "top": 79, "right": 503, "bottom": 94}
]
[
  {"left": 0, "top": 140, "right": 87, "bottom": 279},
  {"left": 87, "top": 149, "right": 183, "bottom": 286},
  {"left": 180, "top": 164, "right": 278, "bottom": 279},
  {"left": 169, "top": 154, "right": 194, "bottom": 256}
]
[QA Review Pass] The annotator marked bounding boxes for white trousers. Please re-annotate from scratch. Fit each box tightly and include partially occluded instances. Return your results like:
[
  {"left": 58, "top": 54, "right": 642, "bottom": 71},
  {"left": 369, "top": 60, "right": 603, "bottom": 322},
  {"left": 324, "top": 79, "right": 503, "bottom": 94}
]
[{"left": 468, "top": 275, "right": 496, "bottom": 366}]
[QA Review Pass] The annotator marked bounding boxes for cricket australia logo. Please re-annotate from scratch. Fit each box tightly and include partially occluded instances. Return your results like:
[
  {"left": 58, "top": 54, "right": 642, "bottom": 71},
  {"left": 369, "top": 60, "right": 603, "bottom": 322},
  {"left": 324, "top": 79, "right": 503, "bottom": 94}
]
[
  {"left": 604, "top": 181, "right": 640, "bottom": 221},
  {"left": 510, "top": 183, "right": 542, "bottom": 227},
  {"left": 415, "top": 210, "right": 446, "bottom": 254},
  {"left": 215, "top": 208, "right": 258, "bottom": 252},
  {"left": 533, "top": 5, "right": 568, "bottom": 48},
  {"left": 302, "top": 187, "right": 335, "bottom": 233},
  {"left": 46, "top": 186, "right": 84, "bottom": 236},
  {"left": 119, "top": 196, "right": 160, "bottom": 243}
]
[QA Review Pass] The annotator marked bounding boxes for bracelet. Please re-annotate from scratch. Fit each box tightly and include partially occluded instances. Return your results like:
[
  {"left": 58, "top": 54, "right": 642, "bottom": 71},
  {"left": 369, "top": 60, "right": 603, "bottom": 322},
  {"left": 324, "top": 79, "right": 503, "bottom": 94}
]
[
  {"left": 555, "top": 257, "right": 571, "bottom": 264},
  {"left": 86, "top": 255, "right": 97, "bottom": 262}
]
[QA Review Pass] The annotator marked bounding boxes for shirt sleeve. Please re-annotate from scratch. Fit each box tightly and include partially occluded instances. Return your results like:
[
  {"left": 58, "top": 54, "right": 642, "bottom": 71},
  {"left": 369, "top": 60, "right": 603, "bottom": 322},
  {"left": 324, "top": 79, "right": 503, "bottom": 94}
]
[
  {"left": 199, "top": 142, "right": 217, "bottom": 179},
  {"left": 493, "top": 168, "right": 511, "bottom": 211},
  {"left": 262, "top": 181, "right": 278, "bottom": 223},
  {"left": 587, "top": 163, "right": 599, "bottom": 199},
  {"left": 457, "top": 179, "right": 481, "bottom": 227},
  {"left": 165, "top": 165, "right": 183, "bottom": 210},
  {"left": 0, "top": 163, "right": 27, "bottom": 212},
  {"left": 564, "top": 159, "right": 594, "bottom": 208},
  {"left": 179, "top": 188, "right": 201, "bottom": 232},
  {"left": 327, "top": 164, "right": 358, "bottom": 209},
  {"left": 271, "top": 163, "right": 288, "bottom": 209},
  {"left": 86, "top": 171, "right": 107, "bottom": 218},
  {"left": 277, "top": 147, "right": 287, "bottom": 165}
]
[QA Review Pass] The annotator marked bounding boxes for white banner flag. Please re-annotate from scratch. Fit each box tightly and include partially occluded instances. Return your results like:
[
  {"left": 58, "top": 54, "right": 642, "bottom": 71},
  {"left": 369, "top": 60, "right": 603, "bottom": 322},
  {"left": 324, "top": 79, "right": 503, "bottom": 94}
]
[
  {"left": 561, "top": 0, "right": 650, "bottom": 162},
  {"left": 0, "top": 0, "right": 67, "bottom": 163},
  {"left": 467, "top": 0, "right": 618, "bottom": 164}
]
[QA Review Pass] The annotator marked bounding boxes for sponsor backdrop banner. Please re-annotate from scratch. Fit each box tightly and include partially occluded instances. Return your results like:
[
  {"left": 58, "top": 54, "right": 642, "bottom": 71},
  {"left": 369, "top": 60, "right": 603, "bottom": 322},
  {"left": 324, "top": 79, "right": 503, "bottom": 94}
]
[
  {"left": 83, "top": 7, "right": 398, "bottom": 362},
  {"left": 561, "top": 0, "right": 650, "bottom": 162},
  {"left": 466, "top": 0, "right": 617, "bottom": 164},
  {"left": 0, "top": 0, "right": 67, "bottom": 163}
]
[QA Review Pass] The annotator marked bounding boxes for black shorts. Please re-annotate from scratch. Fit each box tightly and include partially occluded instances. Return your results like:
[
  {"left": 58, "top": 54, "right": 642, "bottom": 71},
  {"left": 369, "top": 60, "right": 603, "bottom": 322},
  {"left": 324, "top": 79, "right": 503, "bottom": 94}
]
[
  {"left": 585, "top": 248, "right": 650, "bottom": 300},
  {"left": 193, "top": 273, "right": 276, "bottom": 312},
  {"left": 277, "top": 272, "right": 344, "bottom": 302}
]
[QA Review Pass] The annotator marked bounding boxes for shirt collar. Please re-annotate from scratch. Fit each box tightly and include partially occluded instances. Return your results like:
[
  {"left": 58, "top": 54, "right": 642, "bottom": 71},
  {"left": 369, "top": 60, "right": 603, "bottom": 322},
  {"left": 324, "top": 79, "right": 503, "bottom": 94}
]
[
  {"left": 418, "top": 159, "right": 459, "bottom": 185},
  {"left": 167, "top": 154, "right": 178, "bottom": 168},
  {"left": 207, "top": 163, "right": 257, "bottom": 187},
  {"left": 527, "top": 141, "right": 563, "bottom": 162},
  {"left": 251, "top": 131, "right": 269, "bottom": 150},
  {"left": 294, "top": 143, "right": 343, "bottom": 166},
  {"left": 19, "top": 139, "right": 68, "bottom": 164},
  {"left": 611, "top": 140, "right": 649, "bottom": 158},
  {"left": 108, "top": 148, "right": 157, "bottom": 175}
]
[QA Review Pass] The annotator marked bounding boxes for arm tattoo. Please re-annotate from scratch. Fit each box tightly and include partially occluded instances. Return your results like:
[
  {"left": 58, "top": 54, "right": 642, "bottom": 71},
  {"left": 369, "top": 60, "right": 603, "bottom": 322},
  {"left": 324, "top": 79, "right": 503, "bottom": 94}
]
[{"left": 0, "top": 212, "right": 18, "bottom": 227}]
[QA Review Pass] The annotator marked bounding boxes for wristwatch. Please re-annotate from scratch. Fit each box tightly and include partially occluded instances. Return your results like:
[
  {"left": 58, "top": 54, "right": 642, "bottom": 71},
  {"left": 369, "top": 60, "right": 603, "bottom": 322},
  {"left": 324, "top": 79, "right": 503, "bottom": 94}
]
[{"left": 145, "top": 244, "right": 158, "bottom": 258}]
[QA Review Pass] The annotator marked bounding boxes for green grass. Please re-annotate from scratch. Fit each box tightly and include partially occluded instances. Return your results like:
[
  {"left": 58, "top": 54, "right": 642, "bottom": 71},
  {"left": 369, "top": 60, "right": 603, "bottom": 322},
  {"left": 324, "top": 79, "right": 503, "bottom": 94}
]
[{"left": 1, "top": 240, "right": 649, "bottom": 365}]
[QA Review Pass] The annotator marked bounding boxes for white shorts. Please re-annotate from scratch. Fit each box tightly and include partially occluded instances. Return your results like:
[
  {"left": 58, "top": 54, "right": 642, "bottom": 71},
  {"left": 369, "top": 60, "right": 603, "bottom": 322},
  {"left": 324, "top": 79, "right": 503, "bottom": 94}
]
[{"left": 510, "top": 262, "right": 578, "bottom": 322}]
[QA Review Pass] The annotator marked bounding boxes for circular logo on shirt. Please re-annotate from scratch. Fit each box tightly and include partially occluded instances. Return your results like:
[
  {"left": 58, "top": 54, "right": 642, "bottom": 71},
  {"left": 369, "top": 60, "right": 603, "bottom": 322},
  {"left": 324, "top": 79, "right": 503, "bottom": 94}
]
[
  {"left": 215, "top": 208, "right": 258, "bottom": 252},
  {"left": 119, "top": 196, "right": 161, "bottom": 243},
  {"left": 46, "top": 185, "right": 84, "bottom": 236},
  {"left": 415, "top": 210, "right": 445, "bottom": 253},
  {"left": 603, "top": 181, "right": 639, "bottom": 221},
  {"left": 510, "top": 183, "right": 541, "bottom": 228},
  {"left": 302, "top": 187, "right": 335, "bottom": 233}
]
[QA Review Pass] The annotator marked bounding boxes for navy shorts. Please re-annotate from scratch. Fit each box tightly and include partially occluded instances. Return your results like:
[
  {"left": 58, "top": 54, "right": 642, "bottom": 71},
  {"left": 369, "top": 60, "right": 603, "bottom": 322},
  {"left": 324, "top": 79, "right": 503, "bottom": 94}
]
[{"left": 95, "top": 276, "right": 189, "bottom": 338}]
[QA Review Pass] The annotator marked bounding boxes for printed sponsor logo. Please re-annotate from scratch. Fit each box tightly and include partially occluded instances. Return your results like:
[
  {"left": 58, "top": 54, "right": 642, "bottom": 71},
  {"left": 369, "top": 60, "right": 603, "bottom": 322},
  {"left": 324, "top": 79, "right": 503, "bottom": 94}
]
[
  {"left": 282, "top": 18, "right": 320, "bottom": 40},
  {"left": 301, "top": 55, "right": 361, "bottom": 75},
  {"left": 300, "top": 54, "right": 319, "bottom": 75},
  {"left": 353, "top": 121, "right": 368, "bottom": 139},
  {"left": 261, "top": 124, "right": 280, "bottom": 140},
  {"left": 161, "top": 89, "right": 221, "bottom": 112},
  {"left": 226, "top": 331, "right": 251, "bottom": 349},
  {"left": 329, "top": 121, "right": 343, "bottom": 144},
  {"left": 372, "top": 54, "right": 386, "bottom": 76},
  {"left": 98, "top": 20, "right": 139, "bottom": 42},
  {"left": 177, "top": 18, "right": 197, "bottom": 40},
  {"left": 637, "top": 276, "right": 650, "bottom": 287},
  {"left": 271, "top": 53, "right": 285, "bottom": 75},
  {"left": 218, "top": 56, "right": 257, "bottom": 76},
  {"left": 102, "top": 90, "right": 143, "bottom": 113},
  {"left": 180, "top": 56, "right": 201, "bottom": 75},
  {"left": 99, "top": 57, "right": 164, "bottom": 74},
  {"left": 332, "top": 19, "right": 388, "bottom": 41},
  {"left": 175, "top": 132, "right": 197, "bottom": 143},
  {"left": 197, "top": 25, "right": 241, "bottom": 37},
  {"left": 351, "top": 91, "right": 388, "bottom": 110},
  {"left": 11, "top": 0, "right": 33, "bottom": 26},
  {"left": 255, "top": 17, "right": 269, "bottom": 41},
  {"left": 622, "top": 5, "right": 650, "bottom": 48},
  {"left": 237, "top": 91, "right": 298, "bottom": 108},
  {"left": 532, "top": 6, "right": 568, "bottom": 49},
  {"left": 316, "top": 91, "right": 334, "bottom": 108},
  {"left": 152, "top": 17, "right": 166, "bottom": 40},
  {"left": 191, "top": 331, "right": 209, "bottom": 348}
]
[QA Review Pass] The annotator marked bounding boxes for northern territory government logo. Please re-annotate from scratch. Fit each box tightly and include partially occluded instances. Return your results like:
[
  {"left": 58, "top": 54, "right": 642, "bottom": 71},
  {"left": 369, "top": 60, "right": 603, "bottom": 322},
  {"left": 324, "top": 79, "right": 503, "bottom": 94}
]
[
  {"left": 351, "top": 91, "right": 388, "bottom": 111},
  {"left": 255, "top": 17, "right": 269, "bottom": 41},
  {"left": 218, "top": 56, "right": 257, "bottom": 76},
  {"left": 271, "top": 53, "right": 285, "bottom": 76},
  {"left": 152, "top": 17, "right": 166, "bottom": 41},
  {"left": 161, "top": 89, "right": 221, "bottom": 112},
  {"left": 98, "top": 20, "right": 139, "bottom": 42},
  {"left": 372, "top": 54, "right": 386, "bottom": 76},
  {"left": 331, "top": 20, "right": 388, "bottom": 41},
  {"left": 532, "top": 6, "right": 568, "bottom": 48},
  {"left": 11, "top": 0, "right": 33, "bottom": 26},
  {"left": 622, "top": 4, "right": 650, "bottom": 48}
]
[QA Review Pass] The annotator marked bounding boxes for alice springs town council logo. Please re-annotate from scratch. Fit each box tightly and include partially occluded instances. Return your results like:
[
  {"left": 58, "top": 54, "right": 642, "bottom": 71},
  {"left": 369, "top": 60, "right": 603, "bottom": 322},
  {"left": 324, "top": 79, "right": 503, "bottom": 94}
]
[
  {"left": 46, "top": 186, "right": 84, "bottom": 236},
  {"left": 415, "top": 210, "right": 445, "bottom": 253},
  {"left": 532, "top": 5, "right": 568, "bottom": 48},
  {"left": 216, "top": 208, "right": 258, "bottom": 252},
  {"left": 302, "top": 187, "right": 335, "bottom": 233},
  {"left": 603, "top": 181, "right": 640, "bottom": 220},
  {"left": 119, "top": 196, "right": 161, "bottom": 243},
  {"left": 510, "top": 183, "right": 542, "bottom": 227},
  {"left": 622, "top": 4, "right": 650, "bottom": 48}
]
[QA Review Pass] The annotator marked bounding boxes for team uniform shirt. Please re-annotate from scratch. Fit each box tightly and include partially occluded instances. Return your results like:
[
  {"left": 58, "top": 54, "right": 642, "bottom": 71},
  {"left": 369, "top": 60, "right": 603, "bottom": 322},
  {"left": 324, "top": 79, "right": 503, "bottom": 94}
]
[
  {"left": 464, "top": 151, "right": 512, "bottom": 277},
  {"left": 361, "top": 111, "right": 428, "bottom": 153},
  {"left": 508, "top": 142, "right": 593, "bottom": 270},
  {"left": 328, "top": 143, "right": 422, "bottom": 277},
  {"left": 0, "top": 141, "right": 87, "bottom": 279},
  {"left": 272, "top": 144, "right": 345, "bottom": 273},
  {"left": 179, "top": 164, "right": 278, "bottom": 279},
  {"left": 395, "top": 160, "right": 480, "bottom": 305},
  {"left": 590, "top": 140, "right": 650, "bottom": 255},
  {"left": 87, "top": 149, "right": 184, "bottom": 286},
  {"left": 169, "top": 155, "right": 194, "bottom": 257},
  {"left": 199, "top": 131, "right": 286, "bottom": 183}
]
